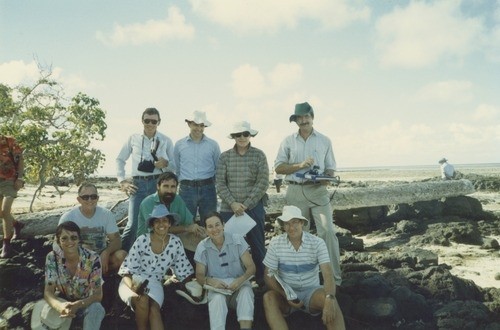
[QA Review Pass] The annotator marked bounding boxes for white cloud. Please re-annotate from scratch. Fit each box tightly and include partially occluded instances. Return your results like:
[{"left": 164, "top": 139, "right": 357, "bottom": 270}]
[
  {"left": 231, "top": 64, "right": 266, "bottom": 98},
  {"left": 416, "top": 80, "right": 473, "bottom": 103},
  {"left": 96, "top": 6, "right": 195, "bottom": 46},
  {"left": 0, "top": 60, "right": 39, "bottom": 86},
  {"left": 189, "top": 0, "right": 369, "bottom": 33},
  {"left": 376, "top": 0, "right": 484, "bottom": 68},
  {"left": 231, "top": 62, "right": 303, "bottom": 99},
  {"left": 472, "top": 104, "right": 499, "bottom": 121},
  {"left": 0, "top": 60, "right": 96, "bottom": 96}
]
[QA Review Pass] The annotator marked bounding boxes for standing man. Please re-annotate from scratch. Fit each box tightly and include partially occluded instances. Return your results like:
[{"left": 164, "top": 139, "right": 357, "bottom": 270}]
[
  {"left": 59, "top": 182, "right": 127, "bottom": 275},
  {"left": 0, "top": 135, "right": 25, "bottom": 258},
  {"left": 174, "top": 111, "right": 220, "bottom": 225},
  {"left": 216, "top": 121, "right": 269, "bottom": 283},
  {"left": 263, "top": 205, "right": 345, "bottom": 330},
  {"left": 116, "top": 107, "right": 175, "bottom": 251},
  {"left": 274, "top": 102, "right": 342, "bottom": 285}
]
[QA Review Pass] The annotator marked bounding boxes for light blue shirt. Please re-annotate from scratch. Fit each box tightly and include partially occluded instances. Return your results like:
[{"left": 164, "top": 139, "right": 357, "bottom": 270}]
[
  {"left": 274, "top": 129, "right": 336, "bottom": 183},
  {"left": 116, "top": 131, "right": 175, "bottom": 183},
  {"left": 174, "top": 134, "right": 220, "bottom": 181},
  {"left": 194, "top": 233, "right": 249, "bottom": 279}
]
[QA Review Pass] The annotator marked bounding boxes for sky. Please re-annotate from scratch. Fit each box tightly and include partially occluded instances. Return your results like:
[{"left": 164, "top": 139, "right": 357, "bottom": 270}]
[{"left": 1, "top": 0, "right": 499, "bottom": 176}]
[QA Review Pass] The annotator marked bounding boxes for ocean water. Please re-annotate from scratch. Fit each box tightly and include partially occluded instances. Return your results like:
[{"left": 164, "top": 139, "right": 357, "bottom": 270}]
[{"left": 336, "top": 163, "right": 500, "bottom": 182}]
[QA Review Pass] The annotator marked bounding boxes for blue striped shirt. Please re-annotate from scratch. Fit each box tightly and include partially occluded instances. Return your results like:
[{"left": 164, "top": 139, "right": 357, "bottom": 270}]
[{"left": 263, "top": 232, "right": 330, "bottom": 290}]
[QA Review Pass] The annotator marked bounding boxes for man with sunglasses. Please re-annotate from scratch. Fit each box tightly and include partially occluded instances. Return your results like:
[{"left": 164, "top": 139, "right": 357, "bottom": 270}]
[
  {"left": 174, "top": 111, "right": 220, "bottom": 226},
  {"left": 216, "top": 121, "right": 269, "bottom": 284},
  {"left": 274, "top": 102, "right": 342, "bottom": 286},
  {"left": 116, "top": 107, "right": 175, "bottom": 251},
  {"left": 59, "top": 183, "right": 127, "bottom": 275}
]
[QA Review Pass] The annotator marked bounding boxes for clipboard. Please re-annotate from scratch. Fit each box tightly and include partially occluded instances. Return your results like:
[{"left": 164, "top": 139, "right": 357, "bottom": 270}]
[{"left": 224, "top": 212, "right": 256, "bottom": 236}]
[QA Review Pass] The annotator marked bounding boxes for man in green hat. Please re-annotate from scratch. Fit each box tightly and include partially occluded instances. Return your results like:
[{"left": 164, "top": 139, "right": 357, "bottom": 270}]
[{"left": 274, "top": 102, "right": 342, "bottom": 286}]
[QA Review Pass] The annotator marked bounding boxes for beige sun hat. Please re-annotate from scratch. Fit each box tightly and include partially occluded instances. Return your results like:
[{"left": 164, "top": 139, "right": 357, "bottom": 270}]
[
  {"left": 31, "top": 299, "right": 72, "bottom": 330},
  {"left": 277, "top": 205, "right": 309, "bottom": 225},
  {"left": 185, "top": 110, "right": 212, "bottom": 127},
  {"left": 227, "top": 121, "right": 259, "bottom": 139}
]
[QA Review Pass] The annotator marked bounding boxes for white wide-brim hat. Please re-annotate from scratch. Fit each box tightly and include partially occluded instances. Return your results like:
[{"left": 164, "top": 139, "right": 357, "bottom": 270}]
[
  {"left": 227, "top": 121, "right": 259, "bottom": 139},
  {"left": 277, "top": 205, "right": 309, "bottom": 225},
  {"left": 31, "top": 299, "right": 72, "bottom": 330},
  {"left": 185, "top": 110, "right": 212, "bottom": 127}
]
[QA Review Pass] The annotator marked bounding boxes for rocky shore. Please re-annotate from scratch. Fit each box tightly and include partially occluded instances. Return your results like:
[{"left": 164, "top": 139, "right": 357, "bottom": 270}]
[{"left": 1, "top": 173, "right": 500, "bottom": 329}]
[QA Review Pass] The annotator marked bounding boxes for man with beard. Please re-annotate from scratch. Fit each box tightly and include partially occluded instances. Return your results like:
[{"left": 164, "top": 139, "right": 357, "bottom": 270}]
[{"left": 136, "top": 172, "right": 205, "bottom": 261}]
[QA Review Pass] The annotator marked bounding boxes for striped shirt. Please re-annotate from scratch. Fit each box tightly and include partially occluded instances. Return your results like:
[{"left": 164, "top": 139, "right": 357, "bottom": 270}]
[
  {"left": 263, "top": 232, "right": 330, "bottom": 290},
  {"left": 216, "top": 144, "right": 269, "bottom": 212}
]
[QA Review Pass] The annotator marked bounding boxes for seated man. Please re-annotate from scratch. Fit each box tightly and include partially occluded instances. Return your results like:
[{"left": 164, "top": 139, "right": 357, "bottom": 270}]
[
  {"left": 263, "top": 205, "right": 345, "bottom": 330},
  {"left": 59, "top": 182, "right": 127, "bottom": 275},
  {"left": 136, "top": 172, "right": 205, "bottom": 261},
  {"left": 438, "top": 158, "right": 456, "bottom": 180}
]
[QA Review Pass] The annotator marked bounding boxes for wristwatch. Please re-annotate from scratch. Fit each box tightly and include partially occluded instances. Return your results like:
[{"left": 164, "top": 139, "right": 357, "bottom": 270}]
[{"left": 325, "top": 294, "right": 335, "bottom": 300}]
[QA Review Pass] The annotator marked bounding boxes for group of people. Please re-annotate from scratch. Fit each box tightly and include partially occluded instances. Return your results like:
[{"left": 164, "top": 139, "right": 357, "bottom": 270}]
[{"left": 6, "top": 101, "right": 348, "bottom": 329}]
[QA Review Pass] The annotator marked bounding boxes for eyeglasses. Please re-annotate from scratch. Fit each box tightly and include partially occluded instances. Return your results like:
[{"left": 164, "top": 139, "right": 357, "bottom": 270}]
[
  {"left": 79, "top": 194, "right": 99, "bottom": 201},
  {"left": 143, "top": 119, "right": 159, "bottom": 125},
  {"left": 231, "top": 132, "right": 250, "bottom": 138},
  {"left": 60, "top": 235, "right": 79, "bottom": 243}
]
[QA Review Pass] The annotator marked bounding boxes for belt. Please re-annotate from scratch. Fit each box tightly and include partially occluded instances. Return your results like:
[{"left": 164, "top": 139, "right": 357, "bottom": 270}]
[
  {"left": 180, "top": 177, "right": 214, "bottom": 187},
  {"left": 132, "top": 174, "right": 161, "bottom": 180},
  {"left": 287, "top": 181, "right": 321, "bottom": 186}
]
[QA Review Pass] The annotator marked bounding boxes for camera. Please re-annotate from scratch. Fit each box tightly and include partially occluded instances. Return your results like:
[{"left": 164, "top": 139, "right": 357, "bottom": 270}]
[
  {"left": 137, "top": 160, "right": 155, "bottom": 173},
  {"left": 309, "top": 165, "right": 320, "bottom": 175}
]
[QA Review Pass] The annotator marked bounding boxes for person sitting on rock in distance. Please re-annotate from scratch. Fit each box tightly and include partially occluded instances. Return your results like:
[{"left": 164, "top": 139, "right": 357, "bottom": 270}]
[
  {"left": 59, "top": 182, "right": 127, "bottom": 275},
  {"left": 263, "top": 205, "right": 345, "bottom": 330},
  {"left": 118, "top": 204, "right": 194, "bottom": 330},
  {"left": 44, "top": 221, "right": 105, "bottom": 329},
  {"left": 438, "top": 158, "right": 456, "bottom": 180}
]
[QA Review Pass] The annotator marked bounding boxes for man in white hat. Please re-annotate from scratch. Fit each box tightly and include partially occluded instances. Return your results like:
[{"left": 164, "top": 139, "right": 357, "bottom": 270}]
[
  {"left": 174, "top": 111, "right": 220, "bottom": 225},
  {"left": 216, "top": 121, "right": 269, "bottom": 284},
  {"left": 263, "top": 205, "right": 345, "bottom": 330},
  {"left": 274, "top": 102, "right": 342, "bottom": 286},
  {"left": 438, "top": 158, "right": 455, "bottom": 180}
]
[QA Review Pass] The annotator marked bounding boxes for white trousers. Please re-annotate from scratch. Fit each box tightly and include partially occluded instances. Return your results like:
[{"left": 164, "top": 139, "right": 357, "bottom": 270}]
[{"left": 208, "top": 279, "right": 254, "bottom": 330}]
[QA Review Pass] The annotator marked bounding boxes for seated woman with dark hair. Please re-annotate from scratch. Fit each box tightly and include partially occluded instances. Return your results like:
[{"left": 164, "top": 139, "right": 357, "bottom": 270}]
[
  {"left": 43, "top": 221, "right": 105, "bottom": 330},
  {"left": 194, "top": 211, "right": 256, "bottom": 330},
  {"left": 118, "top": 204, "right": 194, "bottom": 330}
]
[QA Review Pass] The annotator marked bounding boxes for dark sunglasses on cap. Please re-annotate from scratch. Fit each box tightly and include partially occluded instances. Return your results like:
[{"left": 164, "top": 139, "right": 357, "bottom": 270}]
[
  {"left": 143, "top": 119, "right": 159, "bottom": 125},
  {"left": 79, "top": 194, "right": 99, "bottom": 201},
  {"left": 231, "top": 131, "right": 251, "bottom": 138}
]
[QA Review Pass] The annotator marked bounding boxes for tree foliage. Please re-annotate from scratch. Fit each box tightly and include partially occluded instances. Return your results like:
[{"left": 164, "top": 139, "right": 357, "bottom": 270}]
[{"left": 0, "top": 66, "right": 107, "bottom": 211}]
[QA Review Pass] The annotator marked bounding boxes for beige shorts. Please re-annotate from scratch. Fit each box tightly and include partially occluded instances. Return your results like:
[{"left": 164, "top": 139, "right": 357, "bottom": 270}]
[{"left": 0, "top": 179, "right": 17, "bottom": 198}]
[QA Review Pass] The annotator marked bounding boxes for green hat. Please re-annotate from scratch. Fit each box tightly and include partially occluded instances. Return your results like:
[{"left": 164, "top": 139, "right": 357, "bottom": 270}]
[{"left": 289, "top": 102, "right": 314, "bottom": 122}]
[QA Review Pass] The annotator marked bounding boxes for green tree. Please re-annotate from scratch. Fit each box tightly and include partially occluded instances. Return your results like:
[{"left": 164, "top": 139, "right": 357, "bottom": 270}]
[{"left": 0, "top": 68, "right": 107, "bottom": 211}]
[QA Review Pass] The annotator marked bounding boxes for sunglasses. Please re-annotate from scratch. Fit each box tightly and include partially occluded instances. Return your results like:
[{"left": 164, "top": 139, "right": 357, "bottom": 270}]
[
  {"left": 60, "top": 235, "right": 79, "bottom": 243},
  {"left": 143, "top": 119, "right": 159, "bottom": 125},
  {"left": 79, "top": 194, "right": 99, "bottom": 201},
  {"left": 231, "top": 131, "right": 251, "bottom": 138}
]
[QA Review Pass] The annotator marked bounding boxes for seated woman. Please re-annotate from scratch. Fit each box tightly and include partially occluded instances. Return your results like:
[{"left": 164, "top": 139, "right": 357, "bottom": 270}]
[
  {"left": 194, "top": 212, "right": 256, "bottom": 330},
  {"left": 44, "top": 221, "right": 105, "bottom": 330},
  {"left": 118, "top": 204, "right": 194, "bottom": 330}
]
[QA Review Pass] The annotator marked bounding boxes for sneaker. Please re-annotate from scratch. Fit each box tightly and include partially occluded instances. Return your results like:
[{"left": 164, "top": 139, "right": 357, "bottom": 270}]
[
  {"left": 1, "top": 242, "right": 13, "bottom": 258},
  {"left": 12, "top": 221, "right": 25, "bottom": 240}
]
